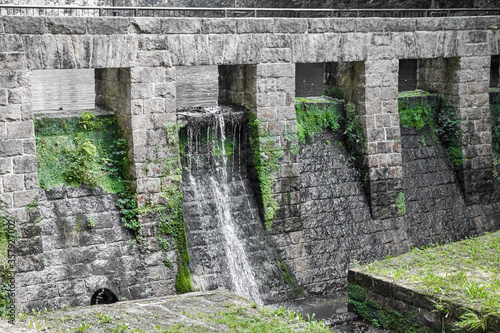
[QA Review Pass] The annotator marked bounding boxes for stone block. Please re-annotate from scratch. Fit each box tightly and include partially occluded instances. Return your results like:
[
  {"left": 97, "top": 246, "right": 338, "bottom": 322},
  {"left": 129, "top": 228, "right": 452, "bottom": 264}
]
[
  {"left": 23, "top": 139, "right": 36, "bottom": 156},
  {"left": 307, "top": 19, "right": 331, "bottom": 33},
  {"left": 202, "top": 19, "right": 237, "bottom": 34},
  {"left": 6, "top": 120, "right": 34, "bottom": 139},
  {"left": 2, "top": 173, "right": 24, "bottom": 192},
  {"left": 442, "top": 17, "right": 474, "bottom": 31},
  {"left": 155, "top": 82, "right": 175, "bottom": 99},
  {"left": 129, "top": 17, "right": 162, "bottom": 34},
  {"left": 12, "top": 155, "right": 37, "bottom": 174},
  {"left": 331, "top": 18, "right": 356, "bottom": 32},
  {"left": 87, "top": 17, "right": 130, "bottom": 35},
  {"left": 274, "top": 19, "right": 308, "bottom": 34},
  {"left": 0, "top": 53, "right": 27, "bottom": 70},
  {"left": 13, "top": 189, "right": 38, "bottom": 208},
  {"left": 4, "top": 16, "right": 46, "bottom": 34},
  {"left": 475, "top": 16, "right": 500, "bottom": 30},
  {"left": 45, "top": 17, "right": 87, "bottom": 35},
  {"left": 0, "top": 158, "right": 12, "bottom": 175},
  {"left": 0, "top": 139, "right": 23, "bottom": 157},
  {"left": 135, "top": 50, "right": 172, "bottom": 68},
  {"left": 237, "top": 19, "right": 274, "bottom": 34},
  {"left": 161, "top": 18, "right": 202, "bottom": 34},
  {"left": 356, "top": 19, "right": 386, "bottom": 33},
  {"left": 0, "top": 88, "right": 7, "bottom": 106},
  {"left": 131, "top": 83, "right": 155, "bottom": 100},
  {"left": 383, "top": 18, "right": 416, "bottom": 32},
  {"left": 0, "top": 35, "right": 24, "bottom": 53},
  {"left": 131, "top": 67, "right": 166, "bottom": 84}
]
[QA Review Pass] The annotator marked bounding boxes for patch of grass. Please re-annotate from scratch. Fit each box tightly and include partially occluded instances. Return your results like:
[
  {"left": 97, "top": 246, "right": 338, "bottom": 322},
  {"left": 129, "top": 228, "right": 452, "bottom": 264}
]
[
  {"left": 359, "top": 231, "right": 500, "bottom": 316},
  {"left": 35, "top": 112, "right": 128, "bottom": 193}
]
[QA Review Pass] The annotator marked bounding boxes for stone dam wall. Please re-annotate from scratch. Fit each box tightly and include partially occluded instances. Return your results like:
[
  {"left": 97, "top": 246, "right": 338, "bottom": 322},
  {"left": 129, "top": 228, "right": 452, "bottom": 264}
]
[{"left": 0, "top": 15, "right": 500, "bottom": 310}]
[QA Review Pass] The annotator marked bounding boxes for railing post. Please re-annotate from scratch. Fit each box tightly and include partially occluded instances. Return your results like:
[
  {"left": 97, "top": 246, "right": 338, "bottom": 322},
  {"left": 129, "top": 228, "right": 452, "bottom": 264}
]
[
  {"left": 134, "top": 8, "right": 138, "bottom": 17},
  {"left": 224, "top": 9, "right": 227, "bottom": 17},
  {"left": 99, "top": 7, "right": 102, "bottom": 16},
  {"left": 254, "top": 9, "right": 257, "bottom": 17}
]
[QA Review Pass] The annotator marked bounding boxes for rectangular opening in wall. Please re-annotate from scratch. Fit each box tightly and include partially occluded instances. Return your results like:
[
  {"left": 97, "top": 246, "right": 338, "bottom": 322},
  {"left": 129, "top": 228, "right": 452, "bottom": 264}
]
[
  {"left": 398, "top": 59, "right": 417, "bottom": 92},
  {"left": 176, "top": 65, "right": 218, "bottom": 108},
  {"left": 295, "top": 63, "right": 325, "bottom": 98},
  {"left": 491, "top": 55, "right": 500, "bottom": 89},
  {"left": 32, "top": 69, "right": 95, "bottom": 115}
]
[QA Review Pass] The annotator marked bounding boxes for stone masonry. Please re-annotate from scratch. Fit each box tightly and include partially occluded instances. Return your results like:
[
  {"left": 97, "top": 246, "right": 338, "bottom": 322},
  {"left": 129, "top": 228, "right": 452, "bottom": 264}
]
[
  {"left": 418, "top": 56, "right": 495, "bottom": 204},
  {"left": 0, "top": 15, "right": 499, "bottom": 308}
]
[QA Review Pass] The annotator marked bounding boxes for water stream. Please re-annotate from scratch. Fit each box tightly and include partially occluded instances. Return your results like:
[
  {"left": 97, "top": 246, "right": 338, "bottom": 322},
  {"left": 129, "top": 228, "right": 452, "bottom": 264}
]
[{"left": 179, "top": 106, "right": 287, "bottom": 305}]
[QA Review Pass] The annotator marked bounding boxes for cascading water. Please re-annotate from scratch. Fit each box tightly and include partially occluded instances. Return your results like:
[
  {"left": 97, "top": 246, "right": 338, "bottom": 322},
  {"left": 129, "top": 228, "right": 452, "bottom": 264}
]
[{"left": 179, "top": 106, "right": 289, "bottom": 304}]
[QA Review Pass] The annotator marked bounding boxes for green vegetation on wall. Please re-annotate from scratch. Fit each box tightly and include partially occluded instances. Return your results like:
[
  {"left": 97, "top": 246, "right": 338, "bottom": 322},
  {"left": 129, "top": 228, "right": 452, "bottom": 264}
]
[
  {"left": 295, "top": 102, "right": 342, "bottom": 144},
  {"left": 294, "top": 100, "right": 366, "bottom": 156},
  {"left": 248, "top": 112, "right": 283, "bottom": 231},
  {"left": 348, "top": 284, "right": 421, "bottom": 333},
  {"left": 398, "top": 96, "right": 466, "bottom": 166},
  {"left": 35, "top": 112, "right": 128, "bottom": 193},
  {"left": 140, "top": 124, "right": 194, "bottom": 294},
  {"left": 490, "top": 92, "right": 500, "bottom": 187},
  {"left": 0, "top": 204, "right": 17, "bottom": 319},
  {"left": 279, "top": 259, "right": 303, "bottom": 297},
  {"left": 35, "top": 113, "right": 194, "bottom": 294}
]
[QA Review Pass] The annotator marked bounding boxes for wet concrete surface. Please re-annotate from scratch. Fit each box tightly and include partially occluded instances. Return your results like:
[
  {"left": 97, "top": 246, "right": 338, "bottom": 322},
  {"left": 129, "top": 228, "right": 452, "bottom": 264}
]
[{"left": 271, "top": 290, "right": 394, "bottom": 333}]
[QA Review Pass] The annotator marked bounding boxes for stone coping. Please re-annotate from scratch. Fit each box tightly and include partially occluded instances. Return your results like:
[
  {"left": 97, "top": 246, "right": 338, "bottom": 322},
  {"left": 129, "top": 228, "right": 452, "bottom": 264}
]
[
  {"left": 347, "top": 268, "right": 500, "bottom": 332},
  {"left": 0, "top": 15, "right": 499, "bottom": 35}
]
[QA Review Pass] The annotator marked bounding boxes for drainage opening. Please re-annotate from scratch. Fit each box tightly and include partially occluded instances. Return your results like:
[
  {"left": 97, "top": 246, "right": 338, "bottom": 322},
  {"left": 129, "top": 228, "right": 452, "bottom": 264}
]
[{"left": 90, "top": 288, "right": 118, "bottom": 306}]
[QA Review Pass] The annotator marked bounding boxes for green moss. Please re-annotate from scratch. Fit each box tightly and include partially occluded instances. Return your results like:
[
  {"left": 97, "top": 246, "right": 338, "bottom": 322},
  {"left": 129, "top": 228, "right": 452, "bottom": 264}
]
[
  {"left": 348, "top": 284, "right": 421, "bottom": 333},
  {"left": 398, "top": 96, "right": 466, "bottom": 166},
  {"left": 35, "top": 113, "right": 127, "bottom": 193},
  {"left": 142, "top": 124, "right": 193, "bottom": 294},
  {"left": 295, "top": 101, "right": 342, "bottom": 144},
  {"left": 279, "top": 259, "right": 303, "bottom": 297},
  {"left": 248, "top": 112, "right": 283, "bottom": 231},
  {"left": 396, "top": 192, "right": 406, "bottom": 216}
]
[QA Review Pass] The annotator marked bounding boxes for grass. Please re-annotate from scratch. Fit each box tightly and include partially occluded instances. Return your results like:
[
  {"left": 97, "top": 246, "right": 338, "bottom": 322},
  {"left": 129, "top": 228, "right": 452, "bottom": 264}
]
[{"left": 358, "top": 231, "right": 500, "bottom": 315}]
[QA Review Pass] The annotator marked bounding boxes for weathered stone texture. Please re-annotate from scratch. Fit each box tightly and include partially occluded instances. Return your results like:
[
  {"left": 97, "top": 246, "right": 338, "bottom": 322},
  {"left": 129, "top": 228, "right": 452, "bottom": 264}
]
[
  {"left": 418, "top": 56, "right": 495, "bottom": 204},
  {"left": 15, "top": 186, "right": 176, "bottom": 311},
  {"left": 297, "top": 131, "right": 409, "bottom": 294}
]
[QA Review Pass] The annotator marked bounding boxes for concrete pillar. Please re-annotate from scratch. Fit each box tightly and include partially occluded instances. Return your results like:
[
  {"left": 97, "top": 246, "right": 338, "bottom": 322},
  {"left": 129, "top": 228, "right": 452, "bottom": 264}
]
[
  {"left": 0, "top": 53, "right": 38, "bottom": 219},
  {"left": 0, "top": 52, "right": 44, "bottom": 311},
  {"left": 96, "top": 51, "right": 177, "bottom": 208},
  {"left": 219, "top": 63, "right": 301, "bottom": 231},
  {"left": 339, "top": 60, "right": 403, "bottom": 220},
  {"left": 418, "top": 57, "right": 494, "bottom": 204},
  {"left": 364, "top": 59, "right": 403, "bottom": 220}
]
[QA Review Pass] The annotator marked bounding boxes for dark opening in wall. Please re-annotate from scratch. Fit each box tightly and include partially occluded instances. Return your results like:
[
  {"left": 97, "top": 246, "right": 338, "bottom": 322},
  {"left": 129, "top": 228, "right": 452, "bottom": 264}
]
[
  {"left": 399, "top": 59, "right": 417, "bottom": 92},
  {"left": 491, "top": 55, "right": 500, "bottom": 88},
  {"left": 90, "top": 288, "right": 118, "bottom": 306},
  {"left": 295, "top": 63, "right": 325, "bottom": 97},
  {"left": 31, "top": 69, "right": 95, "bottom": 112},
  {"left": 176, "top": 65, "right": 219, "bottom": 108}
]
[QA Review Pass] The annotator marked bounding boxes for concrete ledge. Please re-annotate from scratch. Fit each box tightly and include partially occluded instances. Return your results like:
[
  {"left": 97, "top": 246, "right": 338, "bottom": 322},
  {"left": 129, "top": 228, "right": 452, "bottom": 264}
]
[{"left": 348, "top": 268, "right": 500, "bottom": 333}]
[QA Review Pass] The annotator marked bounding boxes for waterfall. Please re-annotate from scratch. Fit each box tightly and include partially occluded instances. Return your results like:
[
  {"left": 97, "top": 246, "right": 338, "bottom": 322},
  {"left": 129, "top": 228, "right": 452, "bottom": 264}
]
[{"left": 179, "top": 106, "right": 287, "bottom": 304}]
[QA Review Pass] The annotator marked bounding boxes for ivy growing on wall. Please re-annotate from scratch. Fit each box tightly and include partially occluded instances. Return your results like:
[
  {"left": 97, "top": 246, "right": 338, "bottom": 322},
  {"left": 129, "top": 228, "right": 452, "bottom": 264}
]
[
  {"left": 139, "top": 124, "right": 194, "bottom": 294},
  {"left": 35, "top": 112, "right": 128, "bottom": 193},
  {"left": 398, "top": 95, "right": 466, "bottom": 166},
  {"left": 248, "top": 112, "right": 283, "bottom": 231}
]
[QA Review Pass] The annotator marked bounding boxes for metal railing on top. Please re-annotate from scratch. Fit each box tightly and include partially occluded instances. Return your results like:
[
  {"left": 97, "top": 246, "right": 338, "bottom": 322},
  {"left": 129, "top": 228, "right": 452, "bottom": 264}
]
[{"left": 0, "top": 5, "right": 499, "bottom": 18}]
